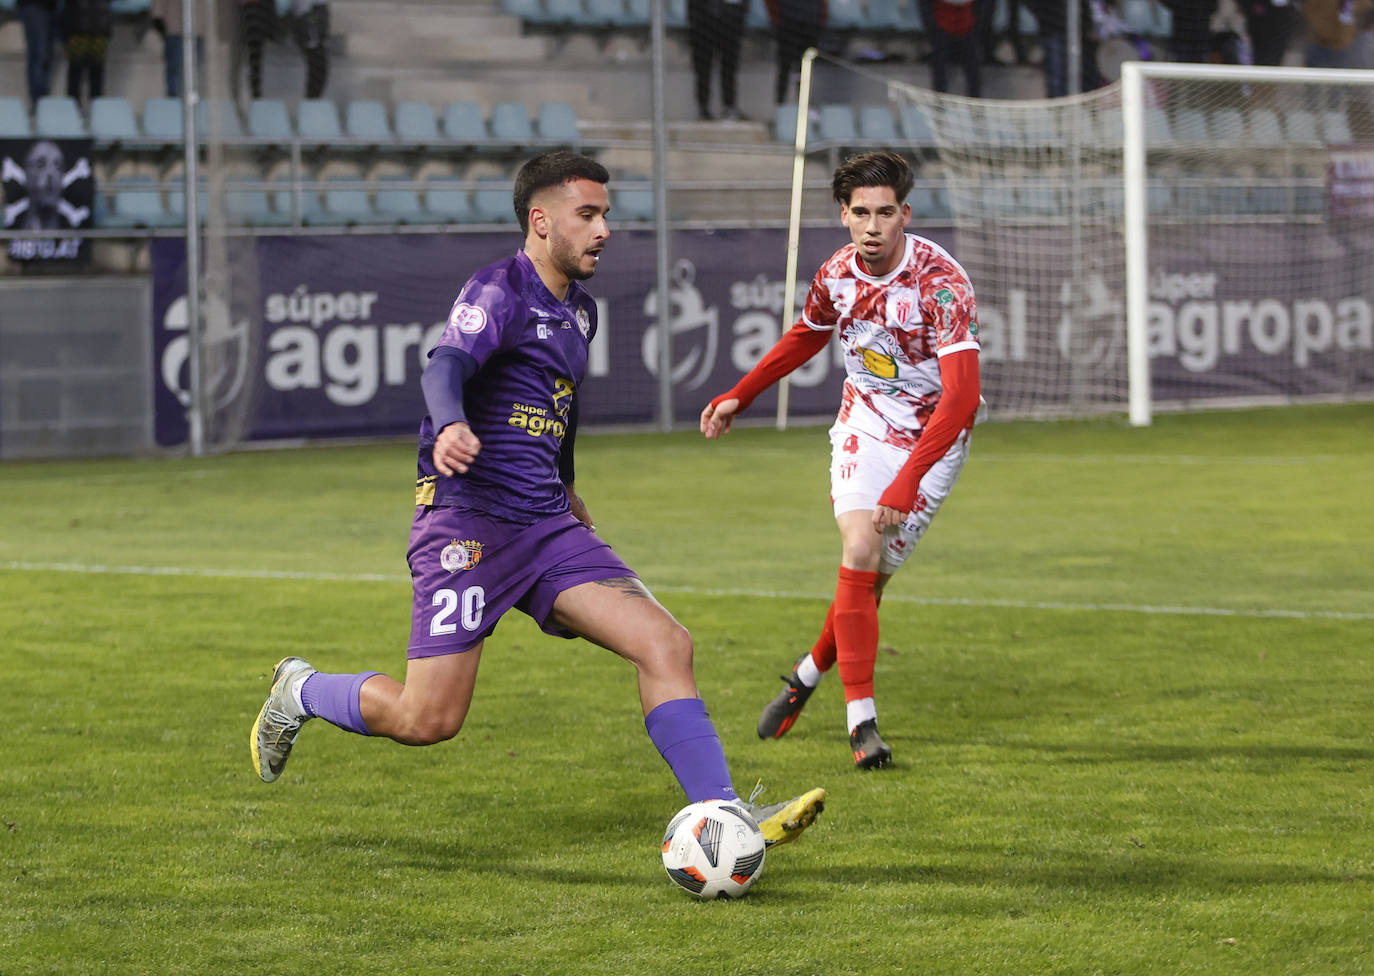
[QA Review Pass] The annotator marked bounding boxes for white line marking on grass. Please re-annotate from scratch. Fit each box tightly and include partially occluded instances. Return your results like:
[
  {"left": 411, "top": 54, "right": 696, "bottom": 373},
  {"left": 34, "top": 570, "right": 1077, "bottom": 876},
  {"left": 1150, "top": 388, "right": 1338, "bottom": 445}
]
[{"left": 5, "top": 560, "right": 1371, "bottom": 621}]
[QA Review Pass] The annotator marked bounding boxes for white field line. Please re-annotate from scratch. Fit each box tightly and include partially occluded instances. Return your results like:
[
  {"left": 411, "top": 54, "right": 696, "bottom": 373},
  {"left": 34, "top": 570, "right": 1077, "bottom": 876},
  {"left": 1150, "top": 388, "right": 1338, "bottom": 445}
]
[{"left": 4, "top": 560, "right": 1371, "bottom": 622}]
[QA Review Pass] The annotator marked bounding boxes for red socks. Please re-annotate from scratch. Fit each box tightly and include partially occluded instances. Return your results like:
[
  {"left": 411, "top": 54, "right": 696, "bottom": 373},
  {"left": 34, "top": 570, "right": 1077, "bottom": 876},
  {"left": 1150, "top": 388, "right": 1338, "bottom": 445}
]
[{"left": 831, "top": 566, "right": 880, "bottom": 703}]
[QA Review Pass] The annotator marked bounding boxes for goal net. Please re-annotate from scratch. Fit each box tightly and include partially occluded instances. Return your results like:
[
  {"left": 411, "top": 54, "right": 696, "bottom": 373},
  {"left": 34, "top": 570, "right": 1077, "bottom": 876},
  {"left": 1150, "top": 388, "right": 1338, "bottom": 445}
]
[{"left": 780, "top": 53, "right": 1374, "bottom": 426}]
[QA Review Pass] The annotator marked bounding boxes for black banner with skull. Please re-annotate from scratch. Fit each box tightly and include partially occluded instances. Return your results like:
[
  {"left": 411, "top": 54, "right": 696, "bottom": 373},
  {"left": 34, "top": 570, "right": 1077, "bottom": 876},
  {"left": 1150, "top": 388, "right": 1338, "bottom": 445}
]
[{"left": 2, "top": 138, "right": 95, "bottom": 263}]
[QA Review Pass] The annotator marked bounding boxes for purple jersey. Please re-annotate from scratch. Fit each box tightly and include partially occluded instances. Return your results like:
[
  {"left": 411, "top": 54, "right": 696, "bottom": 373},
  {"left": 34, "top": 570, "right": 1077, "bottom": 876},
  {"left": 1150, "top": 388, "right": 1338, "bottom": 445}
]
[{"left": 416, "top": 250, "right": 596, "bottom": 522}]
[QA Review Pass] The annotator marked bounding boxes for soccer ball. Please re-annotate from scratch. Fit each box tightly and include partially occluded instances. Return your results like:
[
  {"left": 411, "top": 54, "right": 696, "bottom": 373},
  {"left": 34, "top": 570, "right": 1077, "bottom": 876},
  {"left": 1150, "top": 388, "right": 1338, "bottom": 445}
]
[{"left": 660, "top": 799, "right": 766, "bottom": 900}]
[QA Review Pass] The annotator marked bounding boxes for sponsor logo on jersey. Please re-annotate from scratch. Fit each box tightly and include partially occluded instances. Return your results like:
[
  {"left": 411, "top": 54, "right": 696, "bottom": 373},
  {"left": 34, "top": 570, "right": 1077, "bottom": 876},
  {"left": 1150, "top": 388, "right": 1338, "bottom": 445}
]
[
  {"left": 933, "top": 288, "right": 955, "bottom": 306},
  {"left": 441, "top": 538, "right": 484, "bottom": 572},
  {"left": 449, "top": 302, "right": 487, "bottom": 335},
  {"left": 537, "top": 322, "right": 551, "bottom": 340}
]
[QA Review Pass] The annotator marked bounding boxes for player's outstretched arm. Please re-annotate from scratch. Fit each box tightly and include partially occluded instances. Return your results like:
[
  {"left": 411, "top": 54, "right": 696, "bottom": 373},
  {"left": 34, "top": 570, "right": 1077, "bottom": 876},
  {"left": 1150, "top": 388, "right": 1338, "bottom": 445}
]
[
  {"left": 433, "top": 421, "right": 481, "bottom": 476},
  {"left": 700, "top": 396, "right": 740, "bottom": 439},
  {"left": 566, "top": 483, "right": 595, "bottom": 531}
]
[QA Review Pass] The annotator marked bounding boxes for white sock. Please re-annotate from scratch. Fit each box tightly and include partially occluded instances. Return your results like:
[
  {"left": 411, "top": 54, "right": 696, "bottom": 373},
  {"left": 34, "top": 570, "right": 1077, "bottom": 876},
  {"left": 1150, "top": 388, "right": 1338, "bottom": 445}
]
[
  {"left": 846, "top": 697, "right": 877, "bottom": 733},
  {"left": 796, "top": 653, "right": 823, "bottom": 687},
  {"left": 289, "top": 672, "right": 311, "bottom": 716}
]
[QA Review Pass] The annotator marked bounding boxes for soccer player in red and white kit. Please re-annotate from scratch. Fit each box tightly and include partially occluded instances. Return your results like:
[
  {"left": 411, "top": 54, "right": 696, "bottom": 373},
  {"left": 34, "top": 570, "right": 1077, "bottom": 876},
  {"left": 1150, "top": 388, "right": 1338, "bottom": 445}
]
[{"left": 700, "top": 150, "right": 983, "bottom": 769}]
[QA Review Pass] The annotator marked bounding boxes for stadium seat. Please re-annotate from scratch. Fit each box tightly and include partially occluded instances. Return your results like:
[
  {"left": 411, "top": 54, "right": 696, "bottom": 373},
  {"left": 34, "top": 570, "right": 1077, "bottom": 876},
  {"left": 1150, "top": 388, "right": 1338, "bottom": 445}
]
[
  {"left": 1208, "top": 108, "right": 1245, "bottom": 147},
  {"left": 1321, "top": 109, "right": 1353, "bottom": 145},
  {"left": 501, "top": 0, "right": 549, "bottom": 22},
  {"left": 864, "top": 0, "right": 902, "bottom": 29},
  {"left": 585, "top": 0, "right": 627, "bottom": 26},
  {"left": 665, "top": 0, "right": 686, "bottom": 27},
  {"left": 271, "top": 182, "right": 322, "bottom": 225},
  {"left": 773, "top": 104, "right": 801, "bottom": 144},
  {"left": 1020, "top": 181, "right": 1061, "bottom": 216},
  {"left": 165, "top": 179, "right": 210, "bottom": 225},
  {"left": 345, "top": 100, "right": 393, "bottom": 145},
  {"left": 421, "top": 176, "right": 474, "bottom": 223},
  {"left": 1246, "top": 108, "right": 1283, "bottom": 147},
  {"left": 296, "top": 99, "right": 344, "bottom": 145},
  {"left": 1282, "top": 109, "right": 1321, "bottom": 146},
  {"left": 1144, "top": 107, "right": 1173, "bottom": 144},
  {"left": 1172, "top": 109, "right": 1208, "bottom": 145},
  {"left": 472, "top": 175, "right": 516, "bottom": 222},
  {"left": 745, "top": 0, "right": 769, "bottom": 29},
  {"left": 311, "top": 173, "right": 374, "bottom": 225},
  {"left": 374, "top": 174, "right": 429, "bottom": 224},
  {"left": 544, "top": 0, "right": 594, "bottom": 26},
  {"left": 613, "top": 184, "right": 655, "bottom": 222},
  {"left": 1249, "top": 184, "right": 1289, "bottom": 215},
  {"left": 910, "top": 184, "right": 951, "bottom": 220},
  {"left": 109, "top": 0, "right": 149, "bottom": 11},
  {"left": 441, "top": 101, "right": 488, "bottom": 146},
  {"left": 140, "top": 97, "right": 184, "bottom": 144},
  {"left": 0, "top": 96, "right": 30, "bottom": 137},
  {"left": 816, "top": 105, "right": 857, "bottom": 145},
  {"left": 827, "top": 0, "right": 865, "bottom": 30},
  {"left": 535, "top": 101, "right": 579, "bottom": 145},
  {"left": 89, "top": 96, "right": 139, "bottom": 144},
  {"left": 1147, "top": 181, "right": 1172, "bottom": 215},
  {"left": 247, "top": 99, "right": 295, "bottom": 143},
  {"left": 899, "top": 105, "right": 936, "bottom": 147},
  {"left": 224, "top": 181, "right": 289, "bottom": 227},
  {"left": 35, "top": 96, "right": 86, "bottom": 138},
  {"left": 858, "top": 105, "right": 899, "bottom": 143},
  {"left": 394, "top": 101, "right": 440, "bottom": 145},
  {"left": 489, "top": 102, "right": 535, "bottom": 147},
  {"left": 103, "top": 176, "right": 177, "bottom": 229},
  {"left": 198, "top": 99, "right": 244, "bottom": 140},
  {"left": 624, "top": 0, "right": 651, "bottom": 24}
]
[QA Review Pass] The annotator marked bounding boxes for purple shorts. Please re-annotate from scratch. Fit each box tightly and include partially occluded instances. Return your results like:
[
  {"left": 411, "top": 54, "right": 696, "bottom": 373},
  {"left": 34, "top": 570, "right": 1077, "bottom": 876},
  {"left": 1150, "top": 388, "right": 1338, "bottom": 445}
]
[{"left": 406, "top": 505, "right": 634, "bottom": 658}]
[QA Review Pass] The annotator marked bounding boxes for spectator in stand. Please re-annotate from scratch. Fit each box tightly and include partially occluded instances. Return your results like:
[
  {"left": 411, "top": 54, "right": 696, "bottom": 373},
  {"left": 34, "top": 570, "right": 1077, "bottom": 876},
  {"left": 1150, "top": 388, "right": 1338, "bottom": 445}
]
[
  {"left": 1159, "top": 0, "right": 1218, "bottom": 62},
  {"left": 1238, "top": 0, "right": 1299, "bottom": 65},
  {"left": 151, "top": 0, "right": 205, "bottom": 97},
  {"left": 1303, "top": 0, "right": 1374, "bottom": 68},
  {"left": 237, "top": 0, "right": 277, "bottom": 100},
  {"left": 292, "top": 0, "right": 331, "bottom": 99},
  {"left": 917, "top": 0, "right": 990, "bottom": 97},
  {"left": 687, "top": 0, "right": 747, "bottom": 121},
  {"left": 62, "top": 0, "right": 114, "bottom": 106},
  {"left": 1024, "top": 0, "right": 1104, "bottom": 97},
  {"left": 17, "top": 0, "right": 60, "bottom": 107},
  {"left": 767, "top": 0, "right": 827, "bottom": 105}
]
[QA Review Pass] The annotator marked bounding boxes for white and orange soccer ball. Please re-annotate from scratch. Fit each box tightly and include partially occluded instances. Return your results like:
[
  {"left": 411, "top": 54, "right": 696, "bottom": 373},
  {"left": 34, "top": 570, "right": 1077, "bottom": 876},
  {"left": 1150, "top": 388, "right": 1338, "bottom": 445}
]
[{"left": 661, "top": 799, "right": 766, "bottom": 900}]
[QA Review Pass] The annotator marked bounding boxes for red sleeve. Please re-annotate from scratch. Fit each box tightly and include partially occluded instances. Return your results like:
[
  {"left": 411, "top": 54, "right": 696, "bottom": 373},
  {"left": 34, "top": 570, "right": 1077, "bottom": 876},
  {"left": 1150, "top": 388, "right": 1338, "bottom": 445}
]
[
  {"left": 708, "top": 322, "right": 832, "bottom": 415},
  {"left": 877, "top": 349, "right": 980, "bottom": 513}
]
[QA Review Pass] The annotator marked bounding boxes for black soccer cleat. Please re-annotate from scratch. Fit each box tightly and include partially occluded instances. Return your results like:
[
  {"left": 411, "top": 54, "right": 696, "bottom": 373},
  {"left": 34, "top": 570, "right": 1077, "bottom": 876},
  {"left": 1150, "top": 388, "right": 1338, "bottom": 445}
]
[
  {"left": 849, "top": 718, "right": 892, "bottom": 770},
  {"left": 757, "top": 655, "right": 817, "bottom": 739}
]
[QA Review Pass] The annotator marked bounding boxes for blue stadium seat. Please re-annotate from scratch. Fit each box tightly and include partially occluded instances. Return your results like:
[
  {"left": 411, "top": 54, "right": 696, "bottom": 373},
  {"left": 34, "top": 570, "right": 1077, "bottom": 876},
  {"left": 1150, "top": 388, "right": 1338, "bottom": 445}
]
[
  {"left": 103, "top": 177, "right": 177, "bottom": 229},
  {"left": 271, "top": 182, "right": 322, "bottom": 225},
  {"left": 247, "top": 99, "right": 295, "bottom": 143},
  {"left": 773, "top": 104, "right": 801, "bottom": 144},
  {"left": 89, "top": 96, "right": 139, "bottom": 144},
  {"left": 441, "top": 101, "right": 487, "bottom": 145},
  {"left": 613, "top": 183, "right": 655, "bottom": 222},
  {"left": 544, "top": 0, "right": 593, "bottom": 26},
  {"left": 198, "top": 99, "right": 244, "bottom": 140},
  {"left": 311, "top": 173, "right": 374, "bottom": 225},
  {"left": 1282, "top": 109, "right": 1321, "bottom": 146},
  {"left": 827, "top": 0, "right": 865, "bottom": 30},
  {"left": 900, "top": 104, "right": 936, "bottom": 146},
  {"left": 858, "top": 105, "right": 898, "bottom": 143},
  {"left": 1144, "top": 107, "right": 1172, "bottom": 144},
  {"left": 1321, "top": 109, "right": 1352, "bottom": 144},
  {"left": 535, "top": 101, "right": 579, "bottom": 145},
  {"left": 1208, "top": 108, "right": 1245, "bottom": 147},
  {"left": 374, "top": 174, "right": 429, "bottom": 224},
  {"left": 1246, "top": 108, "right": 1283, "bottom": 146},
  {"left": 224, "top": 180, "right": 289, "bottom": 227},
  {"left": 666, "top": 0, "right": 686, "bottom": 27},
  {"left": 472, "top": 175, "right": 516, "bottom": 223},
  {"left": 166, "top": 179, "right": 210, "bottom": 225},
  {"left": 345, "top": 100, "right": 393, "bottom": 145},
  {"left": 296, "top": 98, "right": 344, "bottom": 144},
  {"left": 624, "top": 0, "right": 651, "bottom": 23},
  {"left": 394, "top": 101, "right": 440, "bottom": 145},
  {"left": 1020, "top": 181, "right": 1062, "bottom": 216},
  {"left": 35, "top": 96, "right": 86, "bottom": 138},
  {"left": 585, "top": 0, "right": 627, "bottom": 26},
  {"left": 489, "top": 102, "right": 535, "bottom": 147},
  {"left": 816, "top": 105, "right": 858, "bottom": 145},
  {"left": 910, "top": 185, "right": 950, "bottom": 220},
  {"left": 745, "top": 0, "right": 769, "bottom": 30},
  {"left": 501, "top": 0, "right": 550, "bottom": 22},
  {"left": 422, "top": 177, "right": 474, "bottom": 223},
  {"left": 0, "top": 96, "right": 30, "bottom": 137},
  {"left": 140, "top": 97, "right": 184, "bottom": 143},
  {"left": 864, "top": 0, "right": 903, "bottom": 29}
]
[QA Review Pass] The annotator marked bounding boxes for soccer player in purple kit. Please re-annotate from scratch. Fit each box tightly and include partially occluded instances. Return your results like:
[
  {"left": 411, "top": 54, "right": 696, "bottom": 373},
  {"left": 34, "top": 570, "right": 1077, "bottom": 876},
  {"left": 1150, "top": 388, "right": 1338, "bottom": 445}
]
[{"left": 250, "top": 151, "right": 826, "bottom": 848}]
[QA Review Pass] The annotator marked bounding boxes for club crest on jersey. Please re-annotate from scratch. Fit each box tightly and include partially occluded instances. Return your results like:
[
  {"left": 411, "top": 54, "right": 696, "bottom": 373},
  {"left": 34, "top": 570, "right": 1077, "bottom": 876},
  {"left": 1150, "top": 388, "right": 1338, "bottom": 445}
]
[
  {"left": 440, "top": 539, "right": 484, "bottom": 572},
  {"left": 449, "top": 302, "right": 487, "bottom": 335},
  {"left": 575, "top": 307, "right": 591, "bottom": 338}
]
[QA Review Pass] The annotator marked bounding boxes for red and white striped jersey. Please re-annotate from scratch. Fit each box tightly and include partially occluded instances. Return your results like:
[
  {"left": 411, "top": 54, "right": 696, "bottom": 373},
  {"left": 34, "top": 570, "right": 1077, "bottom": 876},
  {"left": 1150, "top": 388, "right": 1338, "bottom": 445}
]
[{"left": 801, "top": 233, "right": 979, "bottom": 450}]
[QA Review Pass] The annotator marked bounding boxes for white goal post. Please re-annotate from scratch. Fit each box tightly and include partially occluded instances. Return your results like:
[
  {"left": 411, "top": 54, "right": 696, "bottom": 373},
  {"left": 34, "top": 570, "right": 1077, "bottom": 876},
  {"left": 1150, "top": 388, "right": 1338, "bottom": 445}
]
[{"left": 1122, "top": 61, "right": 1374, "bottom": 426}]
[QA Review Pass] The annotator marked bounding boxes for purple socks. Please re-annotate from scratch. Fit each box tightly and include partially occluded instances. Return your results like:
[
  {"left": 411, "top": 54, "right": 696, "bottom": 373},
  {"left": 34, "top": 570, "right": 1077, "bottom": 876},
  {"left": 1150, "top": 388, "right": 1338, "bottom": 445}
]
[
  {"left": 300, "top": 671, "right": 380, "bottom": 736},
  {"left": 645, "top": 698, "right": 737, "bottom": 803}
]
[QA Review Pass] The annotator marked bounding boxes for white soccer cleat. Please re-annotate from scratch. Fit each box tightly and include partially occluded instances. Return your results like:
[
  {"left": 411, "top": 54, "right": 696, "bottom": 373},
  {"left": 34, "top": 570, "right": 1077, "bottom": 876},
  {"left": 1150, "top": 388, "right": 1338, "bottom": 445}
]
[{"left": 250, "top": 656, "right": 315, "bottom": 783}]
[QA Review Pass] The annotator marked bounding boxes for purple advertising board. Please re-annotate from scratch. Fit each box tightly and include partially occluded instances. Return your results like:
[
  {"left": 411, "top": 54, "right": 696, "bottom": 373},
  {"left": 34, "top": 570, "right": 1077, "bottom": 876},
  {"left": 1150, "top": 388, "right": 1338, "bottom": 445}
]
[{"left": 150, "top": 223, "right": 1373, "bottom": 447}]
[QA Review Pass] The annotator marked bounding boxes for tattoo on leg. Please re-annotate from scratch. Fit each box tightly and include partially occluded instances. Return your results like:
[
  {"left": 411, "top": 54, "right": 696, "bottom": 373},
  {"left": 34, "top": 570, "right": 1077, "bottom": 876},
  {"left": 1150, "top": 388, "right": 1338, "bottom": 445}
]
[{"left": 592, "top": 576, "right": 652, "bottom": 600}]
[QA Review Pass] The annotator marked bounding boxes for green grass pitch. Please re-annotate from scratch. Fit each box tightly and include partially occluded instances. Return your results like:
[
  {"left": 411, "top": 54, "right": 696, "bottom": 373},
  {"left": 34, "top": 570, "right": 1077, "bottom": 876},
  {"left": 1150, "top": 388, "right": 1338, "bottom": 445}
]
[{"left": 2, "top": 403, "right": 1371, "bottom": 975}]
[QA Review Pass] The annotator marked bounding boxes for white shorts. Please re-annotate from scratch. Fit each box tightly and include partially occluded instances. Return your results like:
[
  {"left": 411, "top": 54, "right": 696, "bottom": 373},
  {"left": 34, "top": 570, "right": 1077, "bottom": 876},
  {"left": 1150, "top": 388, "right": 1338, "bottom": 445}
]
[{"left": 828, "top": 420, "right": 971, "bottom": 575}]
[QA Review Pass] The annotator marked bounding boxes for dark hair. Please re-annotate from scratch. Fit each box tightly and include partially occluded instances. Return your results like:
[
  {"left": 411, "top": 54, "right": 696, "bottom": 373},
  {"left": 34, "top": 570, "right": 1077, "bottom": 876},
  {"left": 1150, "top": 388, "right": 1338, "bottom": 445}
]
[
  {"left": 831, "top": 150, "right": 914, "bottom": 206},
  {"left": 513, "top": 151, "right": 611, "bottom": 234}
]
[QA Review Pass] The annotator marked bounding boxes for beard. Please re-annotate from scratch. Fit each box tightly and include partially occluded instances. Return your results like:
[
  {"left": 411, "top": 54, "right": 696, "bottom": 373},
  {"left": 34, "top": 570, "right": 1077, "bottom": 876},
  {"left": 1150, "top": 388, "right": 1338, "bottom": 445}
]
[{"left": 550, "top": 233, "right": 597, "bottom": 281}]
